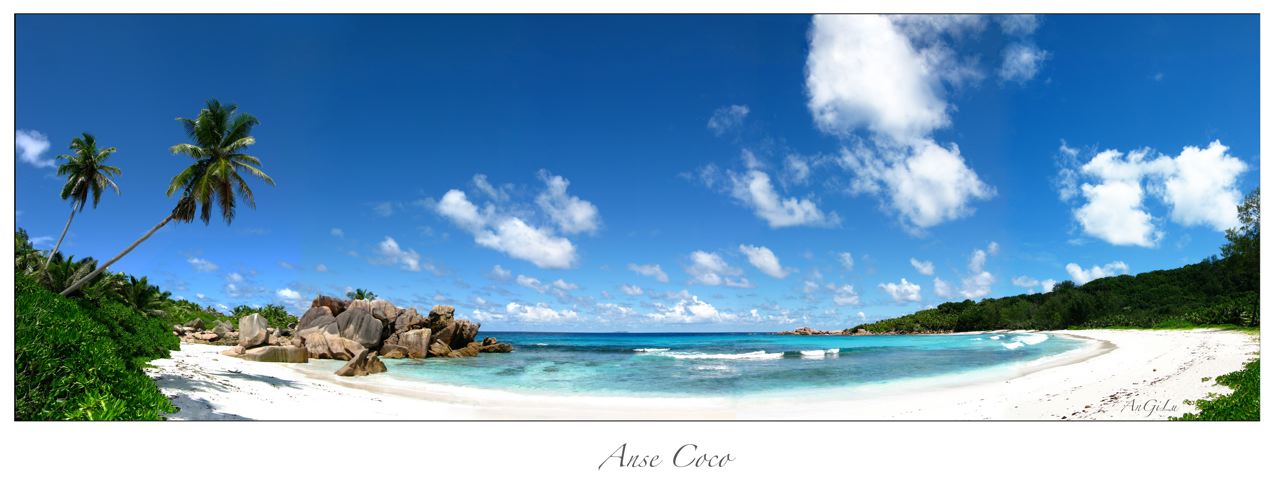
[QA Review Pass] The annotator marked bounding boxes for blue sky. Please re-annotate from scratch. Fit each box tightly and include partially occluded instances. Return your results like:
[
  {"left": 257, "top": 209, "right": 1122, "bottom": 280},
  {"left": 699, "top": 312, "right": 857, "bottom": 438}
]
[{"left": 14, "top": 15, "right": 1259, "bottom": 331}]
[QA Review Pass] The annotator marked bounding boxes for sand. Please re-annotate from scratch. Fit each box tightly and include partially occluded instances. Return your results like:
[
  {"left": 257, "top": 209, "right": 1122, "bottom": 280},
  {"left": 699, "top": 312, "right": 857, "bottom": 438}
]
[{"left": 144, "top": 328, "right": 1258, "bottom": 420}]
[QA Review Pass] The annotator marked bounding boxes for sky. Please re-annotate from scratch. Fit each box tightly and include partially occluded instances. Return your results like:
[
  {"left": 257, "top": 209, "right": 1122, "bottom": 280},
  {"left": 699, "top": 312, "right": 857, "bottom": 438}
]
[{"left": 14, "top": 14, "right": 1260, "bottom": 331}]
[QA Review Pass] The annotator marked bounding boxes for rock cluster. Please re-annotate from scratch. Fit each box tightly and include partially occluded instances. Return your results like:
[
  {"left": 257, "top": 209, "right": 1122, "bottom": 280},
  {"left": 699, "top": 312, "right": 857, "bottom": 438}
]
[
  {"left": 776, "top": 326, "right": 850, "bottom": 336},
  {"left": 288, "top": 296, "right": 513, "bottom": 377},
  {"left": 217, "top": 314, "right": 309, "bottom": 364}
]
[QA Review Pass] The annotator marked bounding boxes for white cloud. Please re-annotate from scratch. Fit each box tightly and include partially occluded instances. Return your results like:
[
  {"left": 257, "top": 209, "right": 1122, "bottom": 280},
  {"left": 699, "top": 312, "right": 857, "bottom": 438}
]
[
  {"left": 999, "top": 43, "right": 1048, "bottom": 83},
  {"left": 516, "top": 275, "right": 548, "bottom": 293},
  {"left": 833, "top": 284, "right": 861, "bottom": 306},
  {"left": 1012, "top": 276, "right": 1056, "bottom": 294},
  {"left": 880, "top": 278, "right": 922, "bottom": 303},
  {"left": 276, "top": 288, "right": 303, "bottom": 300},
  {"left": 685, "top": 251, "right": 750, "bottom": 288},
  {"left": 838, "top": 139, "right": 994, "bottom": 232},
  {"left": 857, "top": 311, "right": 868, "bottom": 321},
  {"left": 621, "top": 284, "right": 644, "bottom": 296},
  {"left": 1066, "top": 261, "right": 1129, "bottom": 285},
  {"left": 551, "top": 279, "right": 578, "bottom": 291},
  {"left": 1160, "top": 141, "right": 1247, "bottom": 231},
  {"left": 187, "top": 257, "right": 218, "bottom": 273},
  {"left": 933, "top": 277, "right": 954, "bottom": 299},
  {"left": 330, "top": 228, "right": 344, "bottom": 238},
  {"left": 1060, "top": 141, "right": 1246, "bottom": 246},
  {"left": 910, "top": 258, "right": 934, "bottom": 275},
  {"left": 997, "top": 15, "right": 1039, "bottom": 36},
  {"left": 195, "top": 293, "right": 208, "bottom": 301},
  {"left": 739, "top": 244, "right": 792, "bottom": 279},
  {"left": 959, "top": 271, "right": 995, "bottom": 299},
  {"left": 489, "top": 265, "right": 512, "bottom": 280},
  {"left": 707, "top": 104, "right": 750, "bottom": 135},
  {"left": 536, "top": 171, "right": 601, "bottom": 234},
  {"left": 647, "top": 294, "right": 735, "bottom": 323},
  {"left": 729, "top": 168, "right": 837, "bottom": 228},
  {"left": 226, "top": 272, "right": 244, "bottom": 283},
  {"left": 968, "top": 249, "right": 987, "bottom": 273},
  {"left": 807, "top": 15, "right": 952, "bottom": 142},
  {"left": 807, "top": 15, "right": 1000, "bottom": 232},
  {"left": 628, "top": 263, "right": 669, "bottom": 283},
  {"left": 15, "top": 130, "right": 55, "bottom": 168},
  {"left": 472, "top": 174, "right": 509, "bottom": 202},
  {"left": 505, "top": 302, "right": 579, "bottom": 323},
  {"left": 434, "top": 186, "right": 580, "bottom": 269},
  {"left": 837, "top": 252, "right": 855, "bottom": 271},
  {"left": 377, "top": 236, "right": 425, "bottom": 272},
  {"left": 373, "top": 202, "right": 394, "bottom": 217},
  {"left": 784, "top": 155, "right": 811, "bottom": 185},
  {"left": 315, "top": 264, "right": 328, "bottom": 272}
]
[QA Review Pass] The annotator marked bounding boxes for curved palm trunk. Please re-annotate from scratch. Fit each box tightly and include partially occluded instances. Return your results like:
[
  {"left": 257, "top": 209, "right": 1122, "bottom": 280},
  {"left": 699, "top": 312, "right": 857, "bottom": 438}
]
[
  {"left": 60, "top": 214, "right": 174, "bottom": 296},
  {"left": 44, "top": 201, "right": 82, "bottom": 269}
]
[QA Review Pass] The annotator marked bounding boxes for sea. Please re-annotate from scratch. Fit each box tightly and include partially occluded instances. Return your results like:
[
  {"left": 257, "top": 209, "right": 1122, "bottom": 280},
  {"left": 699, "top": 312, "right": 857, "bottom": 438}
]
[{"left": 305, "top": 331, "right": 1089, "bottom": 397}]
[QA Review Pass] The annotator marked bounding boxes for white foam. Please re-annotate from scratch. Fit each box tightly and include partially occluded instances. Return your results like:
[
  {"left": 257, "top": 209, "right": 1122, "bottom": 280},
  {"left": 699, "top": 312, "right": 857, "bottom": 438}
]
[
  {"left": 633, "top": 348, "right": 671, "bottom": 353},
  {"left": 826, "top": 348, "right": 840, "bottom": 356},
  {"left": 1012, "top": 333, "right": 1049, "bottom": 346},
  {"left": 532, "top": 343, "right": 549, "bottom": 346},
  {"left": 658, "top": 350, "right": 784, "bottom": 360},
  {"left": 1002, "top": 342, "right": 1025, "bottom": 350},
  {"left": 990, "top": 335, "right": 1004, "bottom": 340},
  {"left": 800, "top": 350, "right": 827, "bottom": 359}
]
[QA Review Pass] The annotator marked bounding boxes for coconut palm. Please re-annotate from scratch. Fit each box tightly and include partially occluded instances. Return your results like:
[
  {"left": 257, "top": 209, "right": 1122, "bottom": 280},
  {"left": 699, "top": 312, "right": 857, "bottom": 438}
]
[
  {"left": 61, "top": 99, "right": 274, "bottom": 296},
  {"left": 346, "top": 288, "right": 377, "bottom": 300},
  {"left": 45, "top": 133, "right": 122, "bottom": 269},
  {"left": 117, "top": 275, "right": 171, "bottom": 317}
]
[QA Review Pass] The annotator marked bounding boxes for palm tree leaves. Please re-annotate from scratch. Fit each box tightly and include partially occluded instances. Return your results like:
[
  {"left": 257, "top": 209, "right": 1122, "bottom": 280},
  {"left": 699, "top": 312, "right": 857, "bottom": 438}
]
[
  {"left": 169, "top": 99, "right": 274, "bottom": 225},
  {"left": 55, "top": 132, "right": 122, "bottom": 211}
]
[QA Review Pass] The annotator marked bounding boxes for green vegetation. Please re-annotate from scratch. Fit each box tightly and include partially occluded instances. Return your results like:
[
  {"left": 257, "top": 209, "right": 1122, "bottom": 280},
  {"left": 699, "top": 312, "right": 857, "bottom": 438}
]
[
  {"left": 850, "top": 189, "right": 1260, "bottom": 334},
  {"left": 346, "top": 288, "right": 378, "bottom": 300},
  {"left": 1174, "top": 360, "right": 1259, "bottom": 421},
  {"left": 231, "top": 304, "right": 297, "bottom": 330},
  {"left": 15, "top": 99, "right": 285, "bottom": 420},
  {"left": 15, "top": 272, "right": 177, "bottom": 420}
]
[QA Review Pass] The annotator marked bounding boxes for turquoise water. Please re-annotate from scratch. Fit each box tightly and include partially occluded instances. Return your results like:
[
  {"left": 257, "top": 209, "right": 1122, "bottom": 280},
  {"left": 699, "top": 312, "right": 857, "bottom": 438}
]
[{"left": 355, "top": 331, "right": 1087, "bottom": 397}]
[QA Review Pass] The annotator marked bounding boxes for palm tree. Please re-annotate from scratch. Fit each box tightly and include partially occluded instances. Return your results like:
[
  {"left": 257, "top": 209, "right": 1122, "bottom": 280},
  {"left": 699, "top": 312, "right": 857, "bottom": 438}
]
[
  {"left": 118, "top": 275, "right": 171, "bottom": 317},
  {"left": 45, "top": 133, "right": 122, "bottom": 269},
  {"left": 346, "top": 288, "right": 377, "bottom": 300},
  {"left": 61, "top": 99, "right": 274, "bottom": 296}
]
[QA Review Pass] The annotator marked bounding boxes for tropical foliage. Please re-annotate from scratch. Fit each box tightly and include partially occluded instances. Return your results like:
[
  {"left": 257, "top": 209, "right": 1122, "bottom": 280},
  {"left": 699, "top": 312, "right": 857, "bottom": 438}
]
[
  {"left": 1174, "top": 359, "right": 1260, "bottom": 421},
  {"left": 47, "top": 133, "right": 122, "bottom": 267},
  {"left": 850, "top": 189, "right": 1260, "bottom": 334},
  {"left": 346, "top": 288, "right": 378, "bottom": 300}
]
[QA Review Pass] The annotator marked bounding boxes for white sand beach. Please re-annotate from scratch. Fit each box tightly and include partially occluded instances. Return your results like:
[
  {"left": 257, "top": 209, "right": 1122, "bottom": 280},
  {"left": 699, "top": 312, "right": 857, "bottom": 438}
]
[{"left": 145, "top": 329, "right": 1258, "bottom": 420}]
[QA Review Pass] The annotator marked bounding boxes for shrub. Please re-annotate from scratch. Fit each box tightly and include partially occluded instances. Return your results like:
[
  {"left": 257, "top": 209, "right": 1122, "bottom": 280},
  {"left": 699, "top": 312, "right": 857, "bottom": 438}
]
[
  {"left": 14, "top": 274, "right": 175, "bottom": 420},
  {"left": 1174, "top": 360, "right": 1259, "bottom": 421}
]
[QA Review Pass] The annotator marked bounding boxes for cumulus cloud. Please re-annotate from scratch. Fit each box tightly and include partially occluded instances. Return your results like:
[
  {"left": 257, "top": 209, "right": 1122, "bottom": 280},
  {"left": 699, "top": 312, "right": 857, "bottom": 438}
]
[
  {"left": 880, "top": 278, "right": 922, "bottom": 303},
  {"left": 516, "top": 274, "right": 548, "bottom": 293},
  {"left": 621, "top": 284, "right": 644, "bottom": 296},
  {"left": 910, "top": 258, "right": 934, "bottom": 275},
  {"left": 837, "top": 139, "right": 994, "bottom": 232},
  {"left": 1066, "top": 261, "right": 1129, "bottom": 285},
  {"left": 806, "top": 15, "right": 1017, "bottom": 232},
  {"left": 472, "top": 174, "right": 509, "bottom": 202},
  {"left": 707, "top": 104, "right": 750, "bottom": 135},
  {"left": 1012, "top": 276, "right": 1056, "bottom": 294},
  {"left": 536, "top": 171, "right": 601, "bottom": 234},
  {"left": 685, "top": 251, "right": 750, "bottom": 288},
  {"left": 739, "top": 244, "right": 792, "bottom": 279},
  {"left": 330, "top": 228, "right": 344, "bottom": 238},
  {"left": 376, "top": 236, "right": 427, "bottom": 272},
  {"left": 505, "top": 302, "right": 579, "bottom": 323},
  {"left": 489, "top": 265, "right": 512, "bottom": 281},
  {"left": 999, "top": 43, "right": 1048, "bottom": 83},
  {"left": 1058, "top": 140, "right": 1246, "bottom": 246},
  {"left": 434, "top": 186, "right": 578, "bottom": 269},
  {"left": 187, "top": 257, "right": 218, "bottom": 273},
  {"left": 16, "top": 129, "right": 55, "bottom": 168},
  {"left": 933, "top": 277, "right": 955, "bottom": 298},
  {"left": 628, "top": 263, "right": 669, "bottom": 283},
  {"left": 729, "top": 167, "right": 838, "bottom": 228},
  {"left": 833, "top": 284, "right": 861, "bottom": 306},
  {"left": 837, "top": 252, "right": 856, "bottom": 271},
  {"left": 996, "top": 15, "right": 1040, "bottom": 36},
  {"left": 276, "top": 288, "right": 302, "bottom": 300},
  {"left": 647, "top": 294, "right": 735, "bottom": 323}
]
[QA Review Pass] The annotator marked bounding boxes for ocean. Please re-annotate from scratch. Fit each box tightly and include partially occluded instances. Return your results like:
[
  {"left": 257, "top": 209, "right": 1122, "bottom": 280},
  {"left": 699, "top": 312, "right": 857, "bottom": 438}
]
[{"left": 305, "top": 331, "right": 1089, "bottom": 397}]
